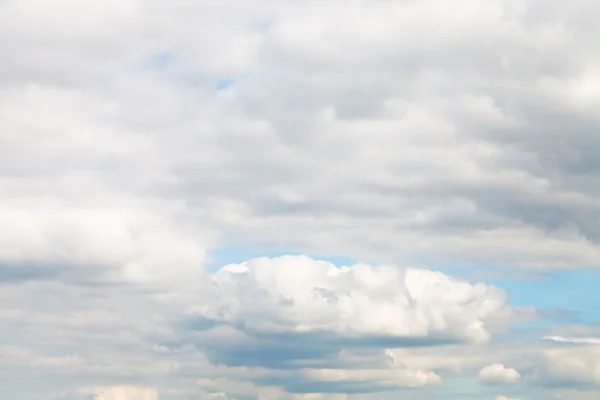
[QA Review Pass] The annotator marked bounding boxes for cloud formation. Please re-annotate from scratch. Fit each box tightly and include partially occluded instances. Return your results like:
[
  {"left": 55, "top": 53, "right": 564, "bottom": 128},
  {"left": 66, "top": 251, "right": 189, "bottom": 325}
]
[
  {"left": 3, "top": 0, "right": 600, "bottom": 273},
  {"left": 2, "top": 0, "right": 600, "bottom": 399},
  {"left": 479, "top": 364, "right": 521, "bottom": 385},
  {"left": 200, "top": 256, "right": 512, "bottom": 343}
]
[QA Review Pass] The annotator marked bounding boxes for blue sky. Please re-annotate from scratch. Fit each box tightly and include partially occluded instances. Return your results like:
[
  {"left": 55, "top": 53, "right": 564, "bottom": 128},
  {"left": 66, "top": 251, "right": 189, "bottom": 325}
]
[{"left": 2, "top": 1, "right": 600, "bottom": 400}]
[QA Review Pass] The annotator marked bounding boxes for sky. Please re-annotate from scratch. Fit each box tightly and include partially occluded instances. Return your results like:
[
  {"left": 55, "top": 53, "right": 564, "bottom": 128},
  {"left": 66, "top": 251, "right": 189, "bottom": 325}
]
[{"left": 2, "top": 0, "right": 600, "bottom": 399}]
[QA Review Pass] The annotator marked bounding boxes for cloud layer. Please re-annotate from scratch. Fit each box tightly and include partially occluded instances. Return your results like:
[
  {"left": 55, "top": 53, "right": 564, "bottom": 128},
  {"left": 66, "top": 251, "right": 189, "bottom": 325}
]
[{"left": 2, "top": 0, "right": 600, "bottom": 399}]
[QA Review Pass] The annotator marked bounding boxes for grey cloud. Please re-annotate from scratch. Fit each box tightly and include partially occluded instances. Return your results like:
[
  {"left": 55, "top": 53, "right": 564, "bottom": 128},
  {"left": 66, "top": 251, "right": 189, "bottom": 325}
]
[{"left": 189, "top": 328, "right": 457, "bottom": 370}]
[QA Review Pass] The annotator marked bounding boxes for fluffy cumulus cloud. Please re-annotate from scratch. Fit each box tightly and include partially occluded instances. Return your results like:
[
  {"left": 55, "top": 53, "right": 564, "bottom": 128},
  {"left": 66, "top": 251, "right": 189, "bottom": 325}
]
[
  {"left": 479, "top": 364, "right": 521, "bottom": 385},
  {"left": 200, "top": 256, "right": 511, "bottom": 343},
  {"left": 2, "top": 0, "right": 600, "bottom": 399}
]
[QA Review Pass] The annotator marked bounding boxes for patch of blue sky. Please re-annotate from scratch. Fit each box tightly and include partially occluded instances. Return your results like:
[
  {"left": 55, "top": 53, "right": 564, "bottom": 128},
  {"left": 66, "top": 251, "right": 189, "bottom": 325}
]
[
  {"left": 254, "top": 20, "right": 272, "bottom": 31},
  {"left": 436, "top": 264, "right": 600, "bottom": 324},
  {"left": 140, "top": 51, "right": 173, "bottom": 70},
  {"left": 495, "top": 268, "right": 600, "bottom": 323},
  {"left": 216, "top": 78, "right": 235, "bottom": 90}
]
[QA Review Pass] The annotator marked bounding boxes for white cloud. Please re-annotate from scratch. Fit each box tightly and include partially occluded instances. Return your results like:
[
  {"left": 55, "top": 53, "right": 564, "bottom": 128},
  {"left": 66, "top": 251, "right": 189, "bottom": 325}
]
[
  {"left": 543, "top": 335, "right": 600, "bottom": 345},
  {"left": 93, "top": 386, "right": 159, "bottom": 400},
  {"left": 495, "top": 396, "right": 521, "bottom": 400},
  {"left": 198, "top": 256, "right": 512, "bottom": 344},
  {"left": 196, "top": 377, "right": 355, "bottom": 400},
  {"left": 479, "top": 364, "right": 521, "bottom": 384},
  {"left": 302, "top": 367, "right": 441, "bottom": 388},
  {"left": 0, "top": 194, "right": 211, "bottom": 284},
  {"left": 539, "top": 344, "right": 600, "bottom": 385},
  {"left": 383, "top": 346, "right": 495, "bottom": 374},
  {"left": 0, "top": 84, "right": 214, "bottom": 286},
  {"left": 2, "top": 0, "right": 600, "bottom": 275}
]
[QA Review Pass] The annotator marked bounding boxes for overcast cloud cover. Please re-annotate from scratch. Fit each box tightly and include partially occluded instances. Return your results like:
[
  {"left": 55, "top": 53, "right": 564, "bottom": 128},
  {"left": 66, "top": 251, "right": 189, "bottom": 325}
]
[{"left": 2, "top": 0, "right": 600, "bottom": 399}]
